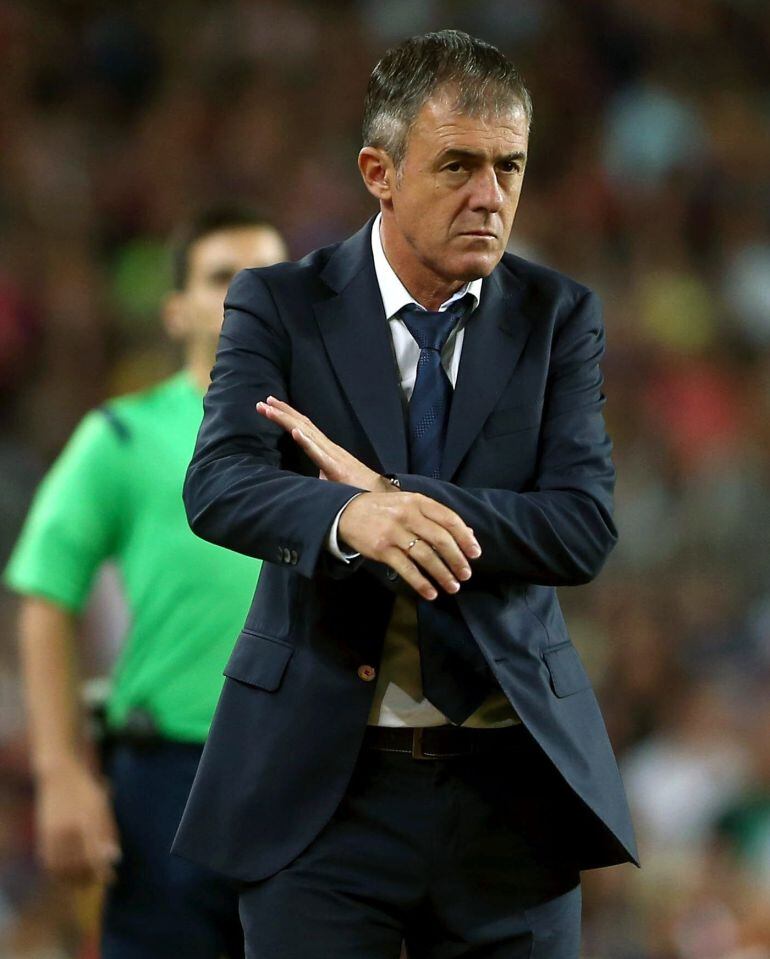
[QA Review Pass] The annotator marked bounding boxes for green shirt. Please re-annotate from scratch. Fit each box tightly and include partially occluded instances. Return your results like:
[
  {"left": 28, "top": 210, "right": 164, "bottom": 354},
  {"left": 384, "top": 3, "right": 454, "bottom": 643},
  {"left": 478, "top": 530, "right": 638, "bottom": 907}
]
[{"left": 4, "top": 372, "right": 261, "bottom": 743}]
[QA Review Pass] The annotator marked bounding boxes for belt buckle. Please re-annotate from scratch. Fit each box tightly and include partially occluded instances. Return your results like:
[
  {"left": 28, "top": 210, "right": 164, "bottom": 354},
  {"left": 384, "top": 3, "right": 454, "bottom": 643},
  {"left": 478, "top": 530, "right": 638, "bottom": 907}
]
[{"left": 411, "top": 727, "right": 432, "bottom": 760}]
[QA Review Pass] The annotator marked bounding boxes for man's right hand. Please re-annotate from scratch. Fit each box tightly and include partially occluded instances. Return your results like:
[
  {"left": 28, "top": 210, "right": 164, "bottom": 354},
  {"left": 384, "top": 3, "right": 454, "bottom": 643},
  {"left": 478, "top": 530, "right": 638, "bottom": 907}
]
[
  {"left": 337, "top": 491, "right": 481, "bottom": 600},
  {"left": 36, "top": 758, "right": 121, "bottom": 886}
]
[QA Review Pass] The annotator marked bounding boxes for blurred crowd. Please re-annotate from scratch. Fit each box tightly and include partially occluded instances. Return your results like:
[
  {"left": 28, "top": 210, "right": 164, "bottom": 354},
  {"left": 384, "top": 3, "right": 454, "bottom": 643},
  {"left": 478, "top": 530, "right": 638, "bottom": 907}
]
[{"left": 1, "top": 0, "right": 769, "bottom": 956}]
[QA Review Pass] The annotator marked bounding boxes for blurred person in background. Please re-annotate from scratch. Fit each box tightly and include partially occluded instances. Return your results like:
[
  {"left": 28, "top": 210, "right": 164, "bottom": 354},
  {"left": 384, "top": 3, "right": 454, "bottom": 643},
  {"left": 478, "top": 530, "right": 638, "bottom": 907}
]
[
  {"left": 173, "top": 30, "right": 636, "bottom": 958},
  {"left": 2, "top": 207, "right": 287, "bottom": 959}
]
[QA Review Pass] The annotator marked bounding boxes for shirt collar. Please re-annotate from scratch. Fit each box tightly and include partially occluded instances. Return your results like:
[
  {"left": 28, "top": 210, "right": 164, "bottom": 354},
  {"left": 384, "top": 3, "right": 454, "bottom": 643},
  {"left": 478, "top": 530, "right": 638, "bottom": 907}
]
[{"left": 370, "top": 213, "right": 482, "bottom": 320}]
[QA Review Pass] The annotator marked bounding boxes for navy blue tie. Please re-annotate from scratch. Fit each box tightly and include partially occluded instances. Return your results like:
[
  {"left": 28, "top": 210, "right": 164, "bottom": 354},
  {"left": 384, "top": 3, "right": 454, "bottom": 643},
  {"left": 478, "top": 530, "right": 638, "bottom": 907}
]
[
  {"left": 400, "top": 298, "right": 494, "bottom": 724},
  {"left": 400, "top": 302, "right": 462, "bottom": 479}
]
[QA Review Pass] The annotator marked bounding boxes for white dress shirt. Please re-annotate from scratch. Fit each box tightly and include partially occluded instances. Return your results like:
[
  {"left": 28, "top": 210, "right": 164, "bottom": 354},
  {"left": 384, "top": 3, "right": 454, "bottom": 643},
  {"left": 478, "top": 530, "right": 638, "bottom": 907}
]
[{"left": 327, "top": 214, "right": 519, "bottom": 728}]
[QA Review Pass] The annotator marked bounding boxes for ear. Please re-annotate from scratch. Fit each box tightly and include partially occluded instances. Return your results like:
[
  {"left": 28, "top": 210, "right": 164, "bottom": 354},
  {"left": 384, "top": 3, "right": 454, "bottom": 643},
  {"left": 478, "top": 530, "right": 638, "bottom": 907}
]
[
  {"left": 162, "top": 291, "right": 187, "bottom": 342},
  {"left": 358, "top": 147, "right": 395, "bottom": 202}
]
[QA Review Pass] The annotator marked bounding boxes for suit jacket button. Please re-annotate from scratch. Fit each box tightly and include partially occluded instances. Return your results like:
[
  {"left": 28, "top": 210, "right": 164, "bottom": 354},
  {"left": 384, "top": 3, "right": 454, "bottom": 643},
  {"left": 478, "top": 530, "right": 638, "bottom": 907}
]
[
  {"left": 386, "top": 569, "right": 398, "bottom": 582},
  {"left": 276, "top": 547, "right": 284, "bottom": 562},
  {"left": 290, "top": 550, "right": 298, "bottom": 564},
  {"left": 283, "top": 548, "right": 292, "bottom": 563},
  {"left": 357, "top": 665, "right": 376, "bottom": 682}
]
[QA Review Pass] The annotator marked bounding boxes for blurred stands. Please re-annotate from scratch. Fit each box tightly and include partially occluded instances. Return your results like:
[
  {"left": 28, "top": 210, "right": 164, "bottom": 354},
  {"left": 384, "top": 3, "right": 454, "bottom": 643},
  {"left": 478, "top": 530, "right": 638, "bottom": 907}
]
[{"left": 0, "top": 1, "right": 768, "bottom": 955}]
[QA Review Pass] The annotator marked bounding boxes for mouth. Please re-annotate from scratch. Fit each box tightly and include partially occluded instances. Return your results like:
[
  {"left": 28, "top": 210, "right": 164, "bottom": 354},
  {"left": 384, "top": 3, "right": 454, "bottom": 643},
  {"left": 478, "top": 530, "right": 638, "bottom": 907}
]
[{"left": 460, "top": 231, "right": 497, "bottom": 239}]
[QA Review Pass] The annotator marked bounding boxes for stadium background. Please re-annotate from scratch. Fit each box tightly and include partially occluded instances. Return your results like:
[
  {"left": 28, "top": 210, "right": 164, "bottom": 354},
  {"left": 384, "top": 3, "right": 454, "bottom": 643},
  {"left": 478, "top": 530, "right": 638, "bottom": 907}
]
[{"left": 1, "top": 1, "right": 769, "bottom": 955}]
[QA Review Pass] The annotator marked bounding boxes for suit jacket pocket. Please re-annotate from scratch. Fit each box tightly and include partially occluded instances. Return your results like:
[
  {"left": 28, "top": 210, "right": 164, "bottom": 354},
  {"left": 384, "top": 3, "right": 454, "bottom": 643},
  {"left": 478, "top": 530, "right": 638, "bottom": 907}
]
[
  {"left": 483, "top": 399, "right": 543, "bottom": 438},
  {"left": 222, "top": 629, "right": 294, "bottom": 691},
  {"left": 542, "top": 641, "right": 592, "bottom": 697}
]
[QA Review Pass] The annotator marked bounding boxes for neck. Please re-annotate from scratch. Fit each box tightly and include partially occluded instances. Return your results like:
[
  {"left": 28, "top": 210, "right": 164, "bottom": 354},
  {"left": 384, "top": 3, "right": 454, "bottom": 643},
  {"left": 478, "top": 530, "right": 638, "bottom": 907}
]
[
  {"left": 379, "top": 212, "right": 464, "bottom": 311},
  {"left": 184, "top": 350, "right": 213, "bottom": 393}
]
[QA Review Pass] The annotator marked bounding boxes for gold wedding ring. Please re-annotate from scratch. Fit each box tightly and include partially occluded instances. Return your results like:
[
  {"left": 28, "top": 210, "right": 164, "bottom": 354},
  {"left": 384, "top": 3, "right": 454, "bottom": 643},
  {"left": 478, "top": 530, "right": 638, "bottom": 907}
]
[{"left": 406, "top": 538, "right": 421, "bottom": 550}]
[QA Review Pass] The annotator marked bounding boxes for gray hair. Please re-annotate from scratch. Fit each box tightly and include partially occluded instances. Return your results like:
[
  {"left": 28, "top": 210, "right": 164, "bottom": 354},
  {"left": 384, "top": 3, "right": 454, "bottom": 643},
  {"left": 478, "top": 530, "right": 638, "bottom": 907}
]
[{"left": 362, "top": 30, "right": 532, "bottom": 170}]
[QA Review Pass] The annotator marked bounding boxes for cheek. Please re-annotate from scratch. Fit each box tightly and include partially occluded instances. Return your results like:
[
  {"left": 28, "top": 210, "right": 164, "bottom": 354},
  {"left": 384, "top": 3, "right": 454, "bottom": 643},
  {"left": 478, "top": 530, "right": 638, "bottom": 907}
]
[
  {"left": 399, "top": 177, "right": 450, "bottom": 217},
  {"left": 507, "top": 182, "right": 524, "bottom": 214},
  {"left": 395, "top": 197, "right": 434, "bottom": 245},
  {"left": 425, "top": 192, "right": 465, "bottom": 234},
  {"left": 198, "top": 291, "right": 228, "bottom": 323}
]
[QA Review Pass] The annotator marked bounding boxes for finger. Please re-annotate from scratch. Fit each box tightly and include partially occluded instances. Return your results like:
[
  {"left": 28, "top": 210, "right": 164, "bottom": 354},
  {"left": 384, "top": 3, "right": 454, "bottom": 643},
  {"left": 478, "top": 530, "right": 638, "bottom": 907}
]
[
  {"left": 291, "top": 428, "right": 343, "bottom": 479},
  {"left": 266, "top": 398, "right": 332, "bottom": 450},
  {"left": 403, "top": 535, "right": 467, "bottom": 594},
  {"left": 256, "top": 401, "right": 300, "bottom": 433},
  {"left": 290, "top": 417, "right": 338, "bottom": 457},
  {"left": 291, "top": 428, "right": 340, "bottom": 475},
  {"left": 404, "top": 539, "right": 461, "bottom": 595},
  {"left": 382, "top": 547, "right": 438, "bottom": 601},
  {"left": 407, "top": 516, "right": 473, "bottom": 584},
  {"left": 416, "top": 497, "right": 481, "bottom": 559},
  {"left": 261, "top": 403, "right": 337, "bottom": 462},
  {"left": 265, "top": 396, "right": 315, "bottom": 430},
  {"left": 262, "top": 401, "right": 354, "bottom": 481},
  {"left": 266, "top": 399, "right": 343, "bottom": 459}
]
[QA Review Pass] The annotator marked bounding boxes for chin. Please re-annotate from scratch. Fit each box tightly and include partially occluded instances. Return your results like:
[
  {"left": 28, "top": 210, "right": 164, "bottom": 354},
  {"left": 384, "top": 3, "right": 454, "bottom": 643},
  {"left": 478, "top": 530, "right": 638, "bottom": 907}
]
[{"left": 450, "top": 251, "right": 501, "bottom": 281}]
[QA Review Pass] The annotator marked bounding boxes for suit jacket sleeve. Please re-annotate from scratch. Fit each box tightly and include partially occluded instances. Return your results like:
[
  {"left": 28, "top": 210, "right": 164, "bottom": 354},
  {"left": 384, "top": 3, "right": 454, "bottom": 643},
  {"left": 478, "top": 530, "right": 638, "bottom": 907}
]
[
  {"left": 183, "top": 269, "right": 365, "bottom": 580},
  {"left": 393, "top": 290, "right": 618, "bottom": 586}
]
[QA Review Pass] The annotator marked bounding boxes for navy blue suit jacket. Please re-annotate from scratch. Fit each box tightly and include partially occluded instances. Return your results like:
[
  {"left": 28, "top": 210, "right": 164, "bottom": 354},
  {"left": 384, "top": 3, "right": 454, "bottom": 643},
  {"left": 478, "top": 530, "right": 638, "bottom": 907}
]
[{"left": 172, "top": 219, "right": 638, "bottom": 880}]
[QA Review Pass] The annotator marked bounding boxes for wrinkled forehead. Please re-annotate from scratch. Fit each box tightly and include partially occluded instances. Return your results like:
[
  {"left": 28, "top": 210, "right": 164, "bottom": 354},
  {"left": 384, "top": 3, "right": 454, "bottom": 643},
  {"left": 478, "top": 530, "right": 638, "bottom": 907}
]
[
  {"left": 406, "top": 89, "right": 530, "bottom": 156},
  {"left": 419, "top": 81, "right": 528, "bottom": 125}
]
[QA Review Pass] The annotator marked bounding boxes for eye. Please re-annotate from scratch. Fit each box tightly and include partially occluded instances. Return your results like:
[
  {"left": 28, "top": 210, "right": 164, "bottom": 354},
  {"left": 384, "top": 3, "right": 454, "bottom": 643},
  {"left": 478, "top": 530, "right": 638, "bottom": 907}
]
[
  {"left": 209, "top": 269, "right": 236, "bottom": 285},
  {"left": 498, "top": 160, "right": 520, "bottom": 174},
  {"left": 443, "top": 161, "right": 464, "bottom": 173}
]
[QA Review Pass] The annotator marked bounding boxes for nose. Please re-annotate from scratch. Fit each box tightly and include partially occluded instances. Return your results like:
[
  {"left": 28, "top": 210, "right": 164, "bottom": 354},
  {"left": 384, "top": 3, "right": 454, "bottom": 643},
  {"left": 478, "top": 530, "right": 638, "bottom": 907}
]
[{"left": 468, "top": 167, "right": 504, "bottom": 214}]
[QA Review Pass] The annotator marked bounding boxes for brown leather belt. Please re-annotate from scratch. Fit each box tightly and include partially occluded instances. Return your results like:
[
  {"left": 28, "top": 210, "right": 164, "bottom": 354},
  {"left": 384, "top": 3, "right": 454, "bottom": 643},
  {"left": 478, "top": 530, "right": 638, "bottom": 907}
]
[{"left": 362, "top": 723, "right": 528, "bottom": 761}]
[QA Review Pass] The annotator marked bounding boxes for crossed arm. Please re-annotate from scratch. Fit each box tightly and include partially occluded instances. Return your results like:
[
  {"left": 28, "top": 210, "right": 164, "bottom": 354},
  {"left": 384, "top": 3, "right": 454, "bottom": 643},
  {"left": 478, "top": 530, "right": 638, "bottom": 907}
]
[
  {"left": 186, "top": 270, "right": 616, "bottom": 597},
  {"left": 257, "top": 286, "right": 617, "bottom": 592},
  {"left": 259, "top": 373, "right": 616, "bottom": 596}
]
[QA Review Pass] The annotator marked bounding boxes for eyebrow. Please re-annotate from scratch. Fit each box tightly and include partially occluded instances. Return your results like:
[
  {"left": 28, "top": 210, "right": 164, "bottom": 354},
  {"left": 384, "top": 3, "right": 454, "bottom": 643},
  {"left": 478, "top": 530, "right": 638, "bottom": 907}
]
[
  {"left": 437, "top": 148, "right": 527, "bottom": 166},
  {"left": 206, "top": 264, "right": 239, "bottom": 279}
]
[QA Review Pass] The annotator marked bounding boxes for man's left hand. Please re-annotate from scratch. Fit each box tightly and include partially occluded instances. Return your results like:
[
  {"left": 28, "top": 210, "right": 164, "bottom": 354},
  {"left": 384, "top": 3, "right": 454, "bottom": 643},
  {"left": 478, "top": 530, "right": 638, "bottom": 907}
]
[{"left": 256, "top": 396, "right": 385, "bottom": 491}]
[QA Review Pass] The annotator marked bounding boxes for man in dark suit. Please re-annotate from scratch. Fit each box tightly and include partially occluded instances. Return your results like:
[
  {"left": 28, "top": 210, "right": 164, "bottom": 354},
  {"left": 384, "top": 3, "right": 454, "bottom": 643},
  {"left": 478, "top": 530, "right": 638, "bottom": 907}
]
[{"left": 173, "top": 29, "right": 637, "bottom": 958}]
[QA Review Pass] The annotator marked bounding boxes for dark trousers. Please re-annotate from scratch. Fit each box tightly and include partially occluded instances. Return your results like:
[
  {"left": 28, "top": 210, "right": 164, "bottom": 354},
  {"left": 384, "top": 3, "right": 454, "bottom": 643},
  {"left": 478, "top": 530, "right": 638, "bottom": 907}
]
[
  {"left": 239, "top": 728, "right": 582, "bottom": 958},
  {"left": 101, "top": 740, "right": 244, "bottom": 959}
]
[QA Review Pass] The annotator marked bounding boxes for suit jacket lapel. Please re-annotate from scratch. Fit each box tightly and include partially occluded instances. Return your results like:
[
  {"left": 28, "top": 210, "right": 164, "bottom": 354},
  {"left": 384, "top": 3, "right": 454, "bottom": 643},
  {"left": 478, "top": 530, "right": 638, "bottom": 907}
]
[
  {"left": 314, "top": 220, "right": 409, "bottom": 474},
  {"left": 441, "top": 266, "right": 533, "bottom": 480}
]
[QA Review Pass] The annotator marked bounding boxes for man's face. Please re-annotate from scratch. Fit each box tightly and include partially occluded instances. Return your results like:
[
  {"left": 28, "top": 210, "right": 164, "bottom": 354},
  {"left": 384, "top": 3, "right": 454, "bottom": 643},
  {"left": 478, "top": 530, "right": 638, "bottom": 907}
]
[
  {"left": 168, "top": 226, "right": 287, "bottom": 352},
  {"left": 388, "top": 92, "right": 528, "bottom": 283}
]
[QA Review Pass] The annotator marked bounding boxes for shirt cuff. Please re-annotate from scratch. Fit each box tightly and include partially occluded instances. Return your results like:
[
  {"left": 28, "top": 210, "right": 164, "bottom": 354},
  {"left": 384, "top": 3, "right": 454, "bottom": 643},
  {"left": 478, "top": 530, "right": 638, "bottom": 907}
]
[{"left": 326, "top": 493, "right": 364, "bottom": 562}]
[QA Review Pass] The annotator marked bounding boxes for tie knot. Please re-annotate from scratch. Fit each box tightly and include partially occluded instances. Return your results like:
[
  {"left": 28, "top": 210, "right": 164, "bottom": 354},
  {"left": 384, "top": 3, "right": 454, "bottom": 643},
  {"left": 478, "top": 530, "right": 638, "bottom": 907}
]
[{"left": 399, "top": 296, "right": 471, "bottom": 353}]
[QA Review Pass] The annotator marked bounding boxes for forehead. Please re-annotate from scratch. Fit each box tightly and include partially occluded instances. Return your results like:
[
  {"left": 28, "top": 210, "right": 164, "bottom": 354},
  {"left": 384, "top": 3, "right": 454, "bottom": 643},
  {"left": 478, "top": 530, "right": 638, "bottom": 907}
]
[
  {"left": 407, "top": 93, "right": 529, "bottom": 158},
  {"left": 188, "top": 226, "right": 285, "bottom": 274}
]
